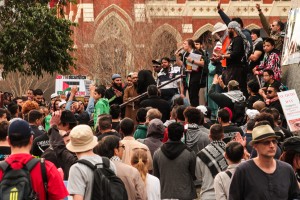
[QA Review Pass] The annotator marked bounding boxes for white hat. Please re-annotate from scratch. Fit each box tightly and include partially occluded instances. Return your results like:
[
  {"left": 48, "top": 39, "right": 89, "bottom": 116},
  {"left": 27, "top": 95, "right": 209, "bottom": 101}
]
[
  {"left": 51, "top": 93, "right": 59, "bottom": 99},
  {"left": 58, "top": 101, "right": 66, "bottom": 108},
  {"left": 196, "top": 105, "right": 208, "bottom": 116},
  {"left": 66, "top": 125, "right": 98, "bottom": 153},
  {"left": 246, "top": 109, "right": 260, "bottom": 120},
  {"left": 212, "top": 22, "right": 227, "bottom": 36}
]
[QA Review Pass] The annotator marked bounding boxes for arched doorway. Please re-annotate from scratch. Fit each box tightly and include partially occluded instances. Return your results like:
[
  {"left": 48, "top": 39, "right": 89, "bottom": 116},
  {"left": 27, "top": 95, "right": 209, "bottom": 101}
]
[{"left": 152, "top": 31, "right": 178, "bottom": 59}]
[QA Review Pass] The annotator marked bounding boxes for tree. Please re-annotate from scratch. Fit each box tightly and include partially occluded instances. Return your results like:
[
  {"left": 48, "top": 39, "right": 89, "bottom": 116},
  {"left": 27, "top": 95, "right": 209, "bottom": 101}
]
[{"left": 0, "top": 0, "right": 76, "bottom": 77}]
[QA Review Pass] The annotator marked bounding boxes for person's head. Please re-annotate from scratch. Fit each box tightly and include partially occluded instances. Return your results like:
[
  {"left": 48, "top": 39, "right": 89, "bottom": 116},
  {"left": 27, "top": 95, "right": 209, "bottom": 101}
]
[
  {"left": 263, "top": 69, "right": 275, "bottom": 83},
  {"left": 111, "top": 74, "right": 122, "bottom": 88},
  {"left": 98, "top": 114, "right": 112, "bottom": 132},
  {"left": 194, "top": 38, "right": 203, "bottom": 50},
  {"left": 137, "top": 70, "right": 156, "bottom": 94},
  {"left": 0, "top": 108, "right": 8, "bottom": 123},
  {"left": 152, "top": 59, "right": 162, "bottom": 73},
  {"left": 84, "top": 96, "right": 89, "bottom": 108},
  {"left": 53, "top": 99, "right": 61, "bottom": 112},
  {"left": 232, "top": 17, "right": 244, "bottom": 28},
  {"left": 247, "top": 80, "right": 260, "bottom": 95},
  {"left": 110, "top": 104, "right": 121, "bottom": 120},
  {"left": 251, "top": 124, "right": 279, "bottom": 158},
  {"left": 250, "top": 28, "right": 261, "bottom": 41},
  {"left": 59, "top": 110, "right": 78, "bottom": 131},
  {"left": 147, "top": 118, "right": 164, "bottom": 139},
  {"left": 120, "top": 118, "right": 135, "bottom": 136},
  {"left": 263, "top": 38, "right": 275, "bottom": 53},
  {"left": 21, "top": 100, "right": 39, "bottom": 116},
  {"left": 131, "top": 148, "right": 148, "bottom": 183},
  {"left": 136, "top": 108, "right": 148, "bottom": 124},
  {"left": 218, "top": 108, "right": 230, "bottom": 124},
  {"left": 183, "top": 39, "right": 195, "bottom": 51},
  {"left": 66, "top": 125, "right": 98, "bottom": 154},
  {"left": 146, "top": 108, "right": 162, "bottom": 124},
  {"left": 196, "top": 105, "right": 211, "bottom": 119},
  {"left": 94, "top": 86, "right": 106, "bottom": 101},
  {"left": 7, "top": 103, "right": 19, "bottom": 118},
  {"left": 161, "top": 57, "right": 171, "bottom": 69},
  {"left": 212, "top": 22, "right": 227, "bottom": 39},
  {"left": 147, "top": 85, "right": 158, "bottom": 97},
  {"left": 172, "top": 96, "right": 184, "bottom": 107},
  {"left": 0, "top": 121, "right": 9, "bottom": 142},
  {"left": 26, "top": 89, "right": 34, "bottom": 100},
  {"left": 253, "top": 101, "right": 266, "bottom": 112},
  {"left": 8, "top": 119, "right": 34, "bottom": 149},
  {"left": 13, "top": 97, "right": 24, "bottom": 108},
  {"left": 227, "top": 80, "right": 240, "bottom": 91},
  {"left": 254, "top": 112, "right": 275, "bottom": 129},
  {"left": 94, "top": 135, "right": 124, "bottom": 159},
  {"left": 227, "top": 21, "right": 240, "bottom": 39},
  {"left": 266, "top": 85, "right": 279, "bottom": 99},
  {"left": 225, "top": 141, "right": 244, "bottom": 164},
  {"left": 127, "top": 73, "right": 133, "bottom": 86},
  {"left": 270, "top": 108, "right": 280, "bottom": 125},
  {"left": 209, "top": 124, "right": 224, "bottom": 141},
  {"left": 246, "top": 119, "right": 256, "bottom": 132},
  {"left": 176, "top": 105, "right": 187, "bottom": 122},
  {"left": 58, "top": 101, "right": 66, "bottom": 111},
  {"left": 33, "top": 89, "right": 43, "bottom": 105},
  {"left": 131, "top": 72, "right": 138, "bottom": 86},
  {"left": 28, "top": 110, "right": 43, "bottom": 126},
  {"left": 271, "top": 20, "right": 284, "bottom": 33},
  {"left": 183, "top": 107, "right": 203, "bottom": 125},
  {"left": 168, "top": 122, "right": 184, "bottom": 141},
  {"left": 280, "top": 137, "right": 300, "bottom": 170}
]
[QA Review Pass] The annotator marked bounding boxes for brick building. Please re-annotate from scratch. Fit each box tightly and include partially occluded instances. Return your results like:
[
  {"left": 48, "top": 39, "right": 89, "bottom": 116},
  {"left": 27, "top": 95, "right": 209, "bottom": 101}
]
[{"left": 60, "top": 0, "right": 291, "bottom": 83}]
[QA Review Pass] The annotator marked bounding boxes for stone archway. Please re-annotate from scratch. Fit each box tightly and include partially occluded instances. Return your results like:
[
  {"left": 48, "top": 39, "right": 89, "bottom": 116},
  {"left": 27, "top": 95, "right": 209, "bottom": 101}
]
[{"left": 193, "top": 23, "right": 214, "bottom": 40}]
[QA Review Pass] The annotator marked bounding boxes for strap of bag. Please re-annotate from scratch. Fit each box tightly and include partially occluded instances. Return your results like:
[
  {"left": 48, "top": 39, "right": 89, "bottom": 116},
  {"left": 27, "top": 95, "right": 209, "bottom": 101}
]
[
  {"left": 0, "top": 161, "right": 9, "bottom": 171},
  {"left": 101, "top": 157, "right": 110, "bottom": 169},
  {"left": 225, "top": 170, "right": 232, "bottom": 178},
  {"left": 77, "top": 159, "right": 96, "bottom": 170},
  {"left": 40, "top": 158, "right": 48, "bottom": 200},
  {"left": 26, "top": 158, "right": 40, "bottom": 171}
]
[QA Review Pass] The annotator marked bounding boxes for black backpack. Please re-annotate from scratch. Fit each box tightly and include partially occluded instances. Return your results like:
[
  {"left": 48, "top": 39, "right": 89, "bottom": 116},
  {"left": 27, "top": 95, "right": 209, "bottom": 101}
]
[
  {"left": 0, "top": 158, "right": 48, "bottom": 200},
  {"left": 232, "top": 100, "right": 247, "bottom": 126},
  {"left": 77, "top": 157, "right": 128, "bottom": 200}
]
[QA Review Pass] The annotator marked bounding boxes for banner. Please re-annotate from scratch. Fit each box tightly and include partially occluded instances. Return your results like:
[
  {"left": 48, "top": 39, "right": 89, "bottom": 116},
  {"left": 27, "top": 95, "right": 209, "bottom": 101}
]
[
  {"left": 282, "top": 8, "right": 300, "bottom": 66},
  {"left": 278, "top": 89, "right": 300, "bottom": 132},
  {"left": 55, "top": 75, "right": 92, "bottom": 96}
]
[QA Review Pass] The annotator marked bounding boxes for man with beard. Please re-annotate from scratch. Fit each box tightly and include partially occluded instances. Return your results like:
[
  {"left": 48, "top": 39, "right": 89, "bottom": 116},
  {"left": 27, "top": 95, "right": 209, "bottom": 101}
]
[
  {"left": 123, "top": 72, "right": 139, "bottom": 122},
  {"left": 105, "top": 74, "right": 124, "bottom": 106},
  {"left": 219, "top": 21, "right": 249, "bottom": 94}
]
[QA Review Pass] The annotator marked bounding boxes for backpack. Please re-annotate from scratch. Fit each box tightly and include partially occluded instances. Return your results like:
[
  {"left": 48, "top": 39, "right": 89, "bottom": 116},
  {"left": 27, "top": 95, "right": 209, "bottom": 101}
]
[
  {"left": 77, "top": 157, "right": 128, "bottom": 200},
  {"left": 232, "top": 100, "right": 247, "bottom": 126},
  {"left": 0, "top": 158, "right": 48, "bottom": 200}
]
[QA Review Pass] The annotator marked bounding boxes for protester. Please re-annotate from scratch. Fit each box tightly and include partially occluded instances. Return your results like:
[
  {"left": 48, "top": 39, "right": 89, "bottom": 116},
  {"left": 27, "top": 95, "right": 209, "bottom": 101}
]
[
  {"left": 96, "top": 114, "right": 121, "bottom": 141},
  {"left": 134, "top": 108, "right": 148, "bottom": 140},
  {"left": 229, "top": 124, "right": 299, "bottom": 199},
  {"left": 131, "top": 148, "right": 161, "bottom": 200},
  {"left": 0, "top": 121, "right": 10, "bottom": 161}
]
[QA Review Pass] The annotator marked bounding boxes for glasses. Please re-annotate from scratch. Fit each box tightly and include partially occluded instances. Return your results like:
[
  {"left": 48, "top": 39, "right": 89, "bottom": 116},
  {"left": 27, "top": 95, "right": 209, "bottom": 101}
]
[
  {"left": 118, "top": 145, "right": 125, "bottom": 150},
  {"left": 267, "top": 90, "right": 274, "bottom": 94},
  {"left": 257, "top": 139, "right": 278, "bottom": 145}
]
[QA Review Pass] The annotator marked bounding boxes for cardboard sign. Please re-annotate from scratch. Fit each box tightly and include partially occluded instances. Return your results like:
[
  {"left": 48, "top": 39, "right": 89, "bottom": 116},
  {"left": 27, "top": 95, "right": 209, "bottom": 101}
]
[
  {"left": 278, "top": 89, "right": 300, "bottom": 132},
  {"left": 55, "top": 75, "right": 92, "bottom": 96}
]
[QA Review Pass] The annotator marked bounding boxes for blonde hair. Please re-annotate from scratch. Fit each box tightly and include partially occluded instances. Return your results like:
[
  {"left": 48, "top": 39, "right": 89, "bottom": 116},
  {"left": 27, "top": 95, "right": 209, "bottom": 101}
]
[{"left": 131, "top": 148, "right": 148, "bottom": 183}]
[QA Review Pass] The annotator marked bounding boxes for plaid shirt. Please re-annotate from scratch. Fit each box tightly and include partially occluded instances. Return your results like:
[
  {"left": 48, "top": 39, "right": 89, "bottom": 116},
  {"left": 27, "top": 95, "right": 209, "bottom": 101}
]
[{"left": 257, "top": 51, "right": 282, "bottom": 81}]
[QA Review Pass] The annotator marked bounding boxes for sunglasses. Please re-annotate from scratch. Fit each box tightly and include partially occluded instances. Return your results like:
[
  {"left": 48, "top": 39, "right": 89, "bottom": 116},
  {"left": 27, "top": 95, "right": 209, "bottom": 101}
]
[{"left": 257, "top": 139, "right": 278, "bottom": 145}]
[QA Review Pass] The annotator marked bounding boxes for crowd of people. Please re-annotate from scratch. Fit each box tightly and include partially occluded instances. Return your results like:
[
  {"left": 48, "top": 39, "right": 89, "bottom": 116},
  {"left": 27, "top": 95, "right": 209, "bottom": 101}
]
[{"left": 0, "top": 2, "right": 299, "bottom": 200}]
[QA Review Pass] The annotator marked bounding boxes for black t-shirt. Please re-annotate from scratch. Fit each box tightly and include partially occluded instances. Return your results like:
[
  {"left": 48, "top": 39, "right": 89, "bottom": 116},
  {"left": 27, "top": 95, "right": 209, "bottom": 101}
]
[
  {"left": 226, "top": 36, "right": 245, "bottom": 69},
  {"left": 223, "top": 125, "right": 244, "bottom": 143},
  {"left": 181, "top": 49, "right": 203, "bottom": 84},
  {"left": 112, "top": 121, "right": 120, "bottom": 133},
  {"left": 249, "top": 41, "right": 264, "bottom": 70},
  {"left": 247, "top": 94, "right": 263, "bottom": 109},
  {"left": 0, "top": 146, "right": 11, "bottom": 161},
  {"left": 263, "top": 79, "right": 282, "bottom": 89}
]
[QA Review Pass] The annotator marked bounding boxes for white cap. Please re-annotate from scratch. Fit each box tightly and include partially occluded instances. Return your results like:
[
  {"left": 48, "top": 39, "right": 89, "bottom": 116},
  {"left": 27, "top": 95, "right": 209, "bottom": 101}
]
[
  {"left": 246, "top": 109, "right": 260, "bottom": 120},
  {"left": 51, "top": 93, "right": 59, "bottom": 99},
  {"left": 58, "top": 101, "right": 66, "bottom": 108},
  {"left": 196, "top": 105, "right": 208, "bottom": 116}
]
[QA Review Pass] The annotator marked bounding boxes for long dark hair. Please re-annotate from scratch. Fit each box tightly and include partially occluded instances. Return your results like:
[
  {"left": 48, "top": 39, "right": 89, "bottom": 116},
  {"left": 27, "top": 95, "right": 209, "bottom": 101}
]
[{"left": 137, "top": 70, "right": 156, "bottom": 94}]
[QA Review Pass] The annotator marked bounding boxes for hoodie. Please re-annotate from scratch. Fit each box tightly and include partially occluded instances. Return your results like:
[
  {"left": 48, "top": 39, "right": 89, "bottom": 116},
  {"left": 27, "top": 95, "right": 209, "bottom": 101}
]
[
  {"left": 161, "top": 141, "right": 187, "bottom": 160},
  {"left": 94, "top": 98, "right": 110, "bottom": 128},
  {"left": 185, "top": 124, "right": 210, "bottom": 154}
]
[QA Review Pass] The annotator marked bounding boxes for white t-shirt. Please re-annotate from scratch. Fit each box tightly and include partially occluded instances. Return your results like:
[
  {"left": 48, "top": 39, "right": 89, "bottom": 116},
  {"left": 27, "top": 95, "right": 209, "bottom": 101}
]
[{"left": 146, "top": 173, "right": 161, "bottom": 200}]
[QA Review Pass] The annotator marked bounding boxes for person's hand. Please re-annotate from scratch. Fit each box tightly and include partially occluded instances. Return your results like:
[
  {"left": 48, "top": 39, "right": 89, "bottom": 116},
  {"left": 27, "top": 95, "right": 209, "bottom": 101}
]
[
  {"left": 218, "top": 76, "right": 225, "bottom": 89},
  {"left": 213, "top": 74, "right": 219, "bottom": 84},
  {"left": 114, "top": 89, "right": 123, "bottom": 97},
  {"left": 233, "top": 132, "right": 246, "bottom": 147},
  {"left": 89, "top": 84, "right": 96, "bottom": 92},
  {"left": 70, "top": 86, "right": 78, "bottom": 94},
  {"left": 187, "top": 57, "right": 193, "bottom": 63},
  {"left": 50, "top": 110, "right": 61, "bottom": 127},
  {"left": 217, "top": 0, "right": 221, "bottom": 10},
  {"left": 256, "top": 4, "right": 261, "bottom": 11},
  {"left": 180, "top": 93, "right": 185, "bottom": 98},
  {"left": 259, "top": 88, "right": 265, "bottom": 96},
  {"left": 254, "top": 71, "right": 260, "bottom": 75}
]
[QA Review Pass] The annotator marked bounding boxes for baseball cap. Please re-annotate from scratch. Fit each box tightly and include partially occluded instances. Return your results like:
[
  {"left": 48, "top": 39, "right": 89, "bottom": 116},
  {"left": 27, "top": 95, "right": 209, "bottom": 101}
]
[
  {"left": 8, "top": 119, "right": 33, "bottom": 139},
  {"left": 58, "top": 101, "right": 66, "bottom": 108},
  {"left": 66, "top": 125, "right": 98, "bottom": 153},
  {"left": 152, "top": 59, "right": 161, "bottom": 66},
  {"left": 212, "top": 22, "right": 227, "bottom": 36},
  {"left": 51, "top": 93, "right": 59, "bottom": 99}
]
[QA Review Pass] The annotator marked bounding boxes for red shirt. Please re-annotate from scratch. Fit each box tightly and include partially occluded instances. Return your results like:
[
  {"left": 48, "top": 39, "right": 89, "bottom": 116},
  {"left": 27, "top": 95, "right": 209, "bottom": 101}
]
[{"left": 0, "top": 153, "right": 68, "bottom": 200}]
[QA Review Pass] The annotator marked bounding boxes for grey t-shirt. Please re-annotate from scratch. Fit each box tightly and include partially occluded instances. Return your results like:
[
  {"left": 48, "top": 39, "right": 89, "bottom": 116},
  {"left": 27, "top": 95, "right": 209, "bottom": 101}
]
[{"left": 67, "top": 155, "right": 116, "bottom": 200}]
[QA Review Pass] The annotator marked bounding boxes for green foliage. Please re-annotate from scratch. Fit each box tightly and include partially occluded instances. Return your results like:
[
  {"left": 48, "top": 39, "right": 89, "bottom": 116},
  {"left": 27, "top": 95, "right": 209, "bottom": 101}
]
[{"left": 0, "top": 0, "right": 76, "bottom": 77}]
